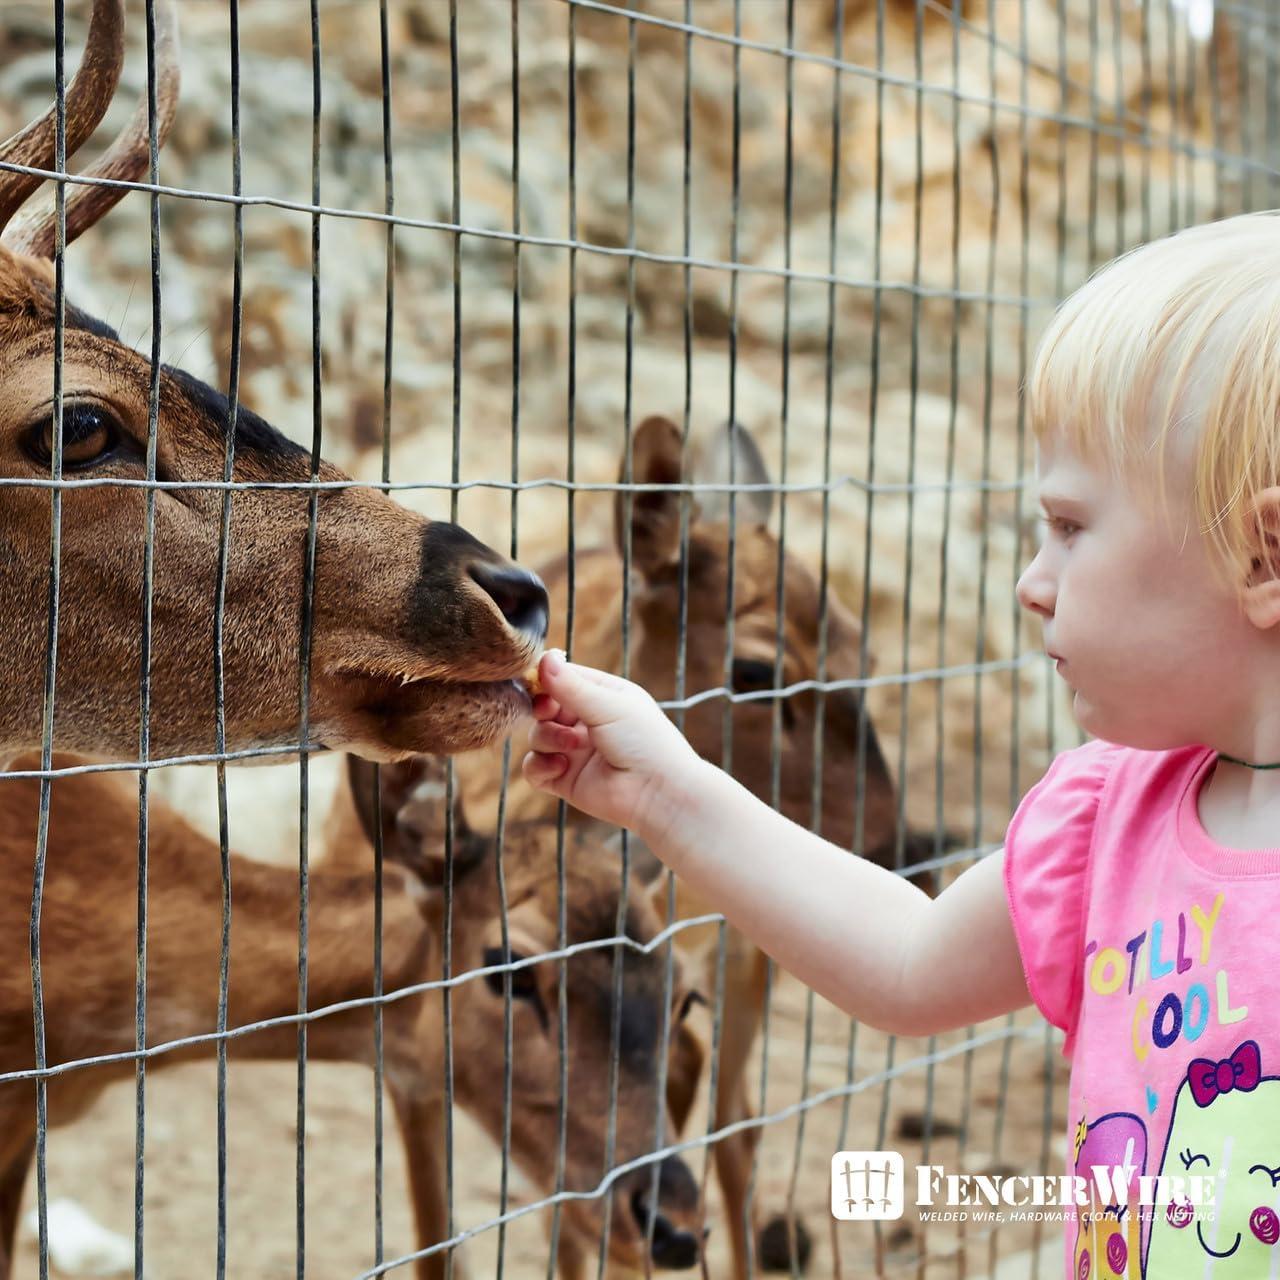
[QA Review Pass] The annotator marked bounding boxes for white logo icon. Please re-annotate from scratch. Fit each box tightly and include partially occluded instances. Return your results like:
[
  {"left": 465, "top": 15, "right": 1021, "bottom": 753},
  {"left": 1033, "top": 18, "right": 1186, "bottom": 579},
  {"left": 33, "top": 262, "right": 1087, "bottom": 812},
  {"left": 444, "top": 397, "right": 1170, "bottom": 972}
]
[{"left": 831, "top": 1151, "right": 905, "bottom": 1220}]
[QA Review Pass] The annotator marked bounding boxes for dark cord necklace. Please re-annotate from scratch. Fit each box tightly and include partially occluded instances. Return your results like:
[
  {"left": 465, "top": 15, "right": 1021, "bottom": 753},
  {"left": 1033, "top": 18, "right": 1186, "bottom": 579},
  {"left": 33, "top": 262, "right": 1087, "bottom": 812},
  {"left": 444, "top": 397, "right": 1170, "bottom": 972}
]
[{"left": 1217, "top": 752, "right": 1280, "bottom": 771}]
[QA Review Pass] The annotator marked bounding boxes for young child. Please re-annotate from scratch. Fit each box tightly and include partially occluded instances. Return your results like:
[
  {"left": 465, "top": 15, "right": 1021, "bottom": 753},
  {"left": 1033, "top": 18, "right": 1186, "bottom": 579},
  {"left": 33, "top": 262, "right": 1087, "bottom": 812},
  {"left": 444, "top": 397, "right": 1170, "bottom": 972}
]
[{"left": 522, "top": 211, "right": 1280, "bottom": 1276}]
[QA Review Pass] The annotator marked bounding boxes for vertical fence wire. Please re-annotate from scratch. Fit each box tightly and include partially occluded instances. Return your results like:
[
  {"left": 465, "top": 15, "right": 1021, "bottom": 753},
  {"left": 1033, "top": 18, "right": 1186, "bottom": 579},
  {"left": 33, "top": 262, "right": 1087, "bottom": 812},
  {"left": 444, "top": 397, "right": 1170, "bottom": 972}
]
[
  {"left": 1008, "top": 6, "right": 1035, "bottom": 1273},
  {"left": 671, "top": 7, "right": 729, "bottom": 1276},
  {"left": 785, "top": 5, "right": 844, "bottom": 1277},
  {"left": 545, "top": 3, "right": 578, "bottom": 1273},
  {"left": 753, "top": 0, "right": 798, "bottom": 1270},
  {"left": 915, "top": 3, "right": 966, "bottom": 1270},
  {"left": 293, "top": 3, "right": 326, "bottom": 1274},
  {"left": 212, "top": 0, "right": 243, "bottom": 1269},
  {"left": 371, "top": 0, "right": 396, "bottom": 1264},
  {"left": 874, "top": 0, "right": 928, "bottom": 1267},
  {"left": 28, "top": 5, "right": 67, "bottom": 1278},
  {"left": 443, "top": 5, "right": 463, "bottom": 1275},
  {"left": 959, "top": 3, "right": 1007, "bottom": 1271},
  {"left": 977, "top": 2, "right": 1029, "bottom": 1269},
  {"left": 493, "top": 5, "right": 523, "bottom": 1275},
  {"left": 132, "top": 1, "right": 164, "bottom": 1272},
  {"left": 834, "top": 1, "right": 889, "bottom": 1270},
  {"left": 594, "top": 14, "right": 639, "bottom": 1276}
]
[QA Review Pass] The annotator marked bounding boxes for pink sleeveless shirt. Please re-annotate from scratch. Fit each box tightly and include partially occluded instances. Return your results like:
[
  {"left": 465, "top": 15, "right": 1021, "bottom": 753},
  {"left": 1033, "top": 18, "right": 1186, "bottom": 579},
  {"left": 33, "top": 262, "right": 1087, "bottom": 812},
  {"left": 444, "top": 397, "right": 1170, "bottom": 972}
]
[{"left": 1003, "top": 739, "right": 1280, "bottom": 1279}]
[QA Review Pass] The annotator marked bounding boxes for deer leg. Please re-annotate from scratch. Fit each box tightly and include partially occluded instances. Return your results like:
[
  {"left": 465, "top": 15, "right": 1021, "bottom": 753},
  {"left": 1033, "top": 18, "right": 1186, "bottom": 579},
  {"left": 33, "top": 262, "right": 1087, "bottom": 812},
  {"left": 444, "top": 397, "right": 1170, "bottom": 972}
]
[
  {"left": 552, "top": 1229, "right": 587, "bottom": 1280},
  {"left": 389, "top": 1087, "right": 460, "bottom": 1280},
  {"left": 710, "top": 936, "right": 769, "bottom": 1280},
  {"left": 0, "top": 1127, "right": 35, "bottom": 1280}
]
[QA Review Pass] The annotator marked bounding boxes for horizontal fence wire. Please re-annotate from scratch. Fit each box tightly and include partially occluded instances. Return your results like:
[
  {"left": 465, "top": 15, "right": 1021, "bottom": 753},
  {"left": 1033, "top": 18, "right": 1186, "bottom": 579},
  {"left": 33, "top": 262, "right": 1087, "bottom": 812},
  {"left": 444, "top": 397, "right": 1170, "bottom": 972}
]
[{"left": 2, "top": 0, "right": 1268, "bottom": 1277}]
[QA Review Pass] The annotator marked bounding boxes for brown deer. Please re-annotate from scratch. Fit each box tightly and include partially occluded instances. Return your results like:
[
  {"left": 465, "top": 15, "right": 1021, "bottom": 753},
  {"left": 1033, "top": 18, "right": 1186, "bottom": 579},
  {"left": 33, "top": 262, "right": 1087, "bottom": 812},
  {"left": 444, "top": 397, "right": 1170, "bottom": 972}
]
[
  {"left": 0, "top": 0, "right": 547, "bottom": 767},
  {"left": 0, "top": 752, "right": 707, "bottom": 1279},
  {"left": 344, "top": 754, "right": 708, "bottom": 1278},
  {"left": 448, "top": 415, "right": 946, "bottom": 1276}
]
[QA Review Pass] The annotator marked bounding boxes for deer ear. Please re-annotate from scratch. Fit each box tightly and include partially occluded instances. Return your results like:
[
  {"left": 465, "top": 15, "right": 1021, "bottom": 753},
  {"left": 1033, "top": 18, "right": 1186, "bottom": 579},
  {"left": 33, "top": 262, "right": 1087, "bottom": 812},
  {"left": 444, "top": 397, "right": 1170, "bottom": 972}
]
[
  {"left": 615, "top": 415, "right": 689, "bottom": 578},
  {"left": 595, "top": 826, "right": 667, "bottom": 894},
  {"left": 694, "top": 421, "right": 773, "bottom": 528},
  {"left": 346, "top": 754, "right": 392, "bottom": 851},
  {"left": 667, "top": 1019, "right": 706, "bottom": 1135},
  {"left": 347, "top": 754, "right": 439, "bottom": 849},
  {"left": 345, "top": 754, "right": 476, "bottom": 884},
  {"left": 642, "top": 863, "right": 676, "bottom": 922}
]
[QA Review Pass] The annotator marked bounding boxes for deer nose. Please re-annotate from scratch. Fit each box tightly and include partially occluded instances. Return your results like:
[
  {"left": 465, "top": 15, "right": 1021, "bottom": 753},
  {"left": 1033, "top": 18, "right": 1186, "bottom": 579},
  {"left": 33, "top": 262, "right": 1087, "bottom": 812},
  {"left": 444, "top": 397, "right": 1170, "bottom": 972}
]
[
  {"left": 630, "top": 1185, "right": 701, "bottom": 1270},
  {"left": 468, "top": 562, "right": 549, "bottom": 641}
]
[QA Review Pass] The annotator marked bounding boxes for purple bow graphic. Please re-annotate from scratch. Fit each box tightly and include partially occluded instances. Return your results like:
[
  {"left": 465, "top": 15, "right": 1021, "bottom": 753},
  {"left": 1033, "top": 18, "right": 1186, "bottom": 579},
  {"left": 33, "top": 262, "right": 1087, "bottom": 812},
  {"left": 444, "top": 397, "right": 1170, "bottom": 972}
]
[{"left": 1187, "top": 1040, "right": 1262, "bottom": 1108}]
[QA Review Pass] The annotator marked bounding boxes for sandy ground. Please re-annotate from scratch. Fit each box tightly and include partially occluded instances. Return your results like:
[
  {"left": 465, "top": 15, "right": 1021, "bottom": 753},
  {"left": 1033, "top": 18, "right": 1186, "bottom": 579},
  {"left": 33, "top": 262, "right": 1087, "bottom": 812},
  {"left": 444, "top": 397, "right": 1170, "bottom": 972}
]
[{"left": 13, "top": 969, "right": 1071, "bottom": 1280}]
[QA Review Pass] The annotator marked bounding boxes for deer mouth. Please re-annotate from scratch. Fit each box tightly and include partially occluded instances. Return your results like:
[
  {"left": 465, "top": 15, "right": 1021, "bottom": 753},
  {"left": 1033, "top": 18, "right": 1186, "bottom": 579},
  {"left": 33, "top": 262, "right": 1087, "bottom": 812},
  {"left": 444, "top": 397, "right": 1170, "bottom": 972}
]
[
  {"left": 341, "top": 667, "right": 535, "bottom": 711},
  {"left": 324, "top": 663, "right": 536, "bottom": 756}
]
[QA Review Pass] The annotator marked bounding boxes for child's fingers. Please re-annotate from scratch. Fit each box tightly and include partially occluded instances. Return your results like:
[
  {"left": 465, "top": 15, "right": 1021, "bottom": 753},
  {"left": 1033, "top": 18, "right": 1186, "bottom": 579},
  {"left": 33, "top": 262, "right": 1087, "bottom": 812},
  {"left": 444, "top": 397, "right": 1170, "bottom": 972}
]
[
  {"left": 521, "top": 748, "right": 568, "bottom": 789},
  {"left": 531, "top": 692, "right": 580, "bottom": 728},
  {"left": 531, "top": 692, "right": 560, "bottom": 721},
  {"left": 538, "top": 652, "right": 636, "bottom": 728},
  {"left": 528, "top": 719, "right": 588, "bottom": 755}
]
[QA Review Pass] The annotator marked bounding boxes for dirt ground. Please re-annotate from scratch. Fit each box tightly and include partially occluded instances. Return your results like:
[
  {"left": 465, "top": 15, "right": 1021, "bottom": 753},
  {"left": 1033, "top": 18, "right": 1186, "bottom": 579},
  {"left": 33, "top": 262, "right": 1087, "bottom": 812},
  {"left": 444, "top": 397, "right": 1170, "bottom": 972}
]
[{"left": 13, "top": 966, "right": 1071, "bottom": 1280}]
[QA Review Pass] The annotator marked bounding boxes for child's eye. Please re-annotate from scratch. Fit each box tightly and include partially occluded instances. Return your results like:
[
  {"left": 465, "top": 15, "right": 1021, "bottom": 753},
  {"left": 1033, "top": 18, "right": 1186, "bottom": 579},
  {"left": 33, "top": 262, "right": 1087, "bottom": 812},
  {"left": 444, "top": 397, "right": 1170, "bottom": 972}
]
[
  {"left": 1249, "top": 1163, "right": 1280, "bottom": 1187},
  {"left": 1180, "top": 1148, "right": 1211, "bottom": 1171},
  {"left": 1039, "top": 515, "right": 1081, "bottom": 540}
]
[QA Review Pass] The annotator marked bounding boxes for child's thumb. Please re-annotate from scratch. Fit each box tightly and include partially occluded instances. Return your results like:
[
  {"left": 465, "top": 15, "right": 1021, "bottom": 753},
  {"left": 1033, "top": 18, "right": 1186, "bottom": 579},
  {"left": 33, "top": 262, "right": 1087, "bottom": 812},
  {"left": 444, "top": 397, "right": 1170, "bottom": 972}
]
[{"left": 539, "top": 650, "right": 633, "bottom": 728}]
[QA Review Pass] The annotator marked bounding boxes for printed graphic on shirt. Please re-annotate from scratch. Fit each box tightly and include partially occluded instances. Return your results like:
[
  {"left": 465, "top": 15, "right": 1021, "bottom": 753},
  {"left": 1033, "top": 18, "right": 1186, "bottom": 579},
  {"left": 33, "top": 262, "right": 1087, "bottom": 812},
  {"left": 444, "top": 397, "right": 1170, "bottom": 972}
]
[
  {"left": 1071, "top": 1111, "right": 1147, "bottom": 1280},
  {"left": 1083, "top": 890, "right": 1241, "bottom": 1120},
  {"left": 1145, "top": 1041, "right": 1280, "bottom": 1277}
]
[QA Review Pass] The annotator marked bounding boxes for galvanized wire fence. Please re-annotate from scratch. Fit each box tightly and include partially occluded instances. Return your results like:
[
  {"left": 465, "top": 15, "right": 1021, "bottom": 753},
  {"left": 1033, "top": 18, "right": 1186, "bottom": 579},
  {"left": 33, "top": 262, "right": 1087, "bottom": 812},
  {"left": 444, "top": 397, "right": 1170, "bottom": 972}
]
[{"left": 0, "top": 0, "right": 1271, "bottom": 1276}]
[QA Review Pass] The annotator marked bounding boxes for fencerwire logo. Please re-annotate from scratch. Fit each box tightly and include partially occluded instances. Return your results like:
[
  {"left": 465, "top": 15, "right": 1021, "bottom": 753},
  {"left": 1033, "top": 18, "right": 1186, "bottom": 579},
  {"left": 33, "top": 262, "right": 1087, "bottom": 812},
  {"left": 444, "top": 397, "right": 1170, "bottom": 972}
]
[
  {"left": 831, "top": 1150, "right": 1219, "bottom": 1225},
  {"left": 831, "top": 1152, "right": 906, "bottom": 1221}
]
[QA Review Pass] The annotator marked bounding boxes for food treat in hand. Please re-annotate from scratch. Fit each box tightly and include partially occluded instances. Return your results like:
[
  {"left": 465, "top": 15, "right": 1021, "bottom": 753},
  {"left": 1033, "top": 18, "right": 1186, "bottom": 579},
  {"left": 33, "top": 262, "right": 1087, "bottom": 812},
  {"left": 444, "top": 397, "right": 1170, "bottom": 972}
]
[{"left": 522, "top": 658, "right": 544, "bottom": 698}]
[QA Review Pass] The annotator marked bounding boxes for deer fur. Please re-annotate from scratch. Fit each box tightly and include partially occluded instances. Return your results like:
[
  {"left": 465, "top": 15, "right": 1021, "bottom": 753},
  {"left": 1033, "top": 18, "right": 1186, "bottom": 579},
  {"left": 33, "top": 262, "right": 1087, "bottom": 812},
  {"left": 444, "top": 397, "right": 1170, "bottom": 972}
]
[{"left": 0, "top": 0, "right": 548, "bottom": 766}]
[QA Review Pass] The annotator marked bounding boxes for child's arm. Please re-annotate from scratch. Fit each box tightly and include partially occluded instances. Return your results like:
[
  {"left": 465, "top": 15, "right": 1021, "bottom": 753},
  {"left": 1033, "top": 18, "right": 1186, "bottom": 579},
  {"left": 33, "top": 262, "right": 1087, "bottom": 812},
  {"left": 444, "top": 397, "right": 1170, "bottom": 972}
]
[{"left": 522, "top": 651, "right": 1032, "bottom": 1037}]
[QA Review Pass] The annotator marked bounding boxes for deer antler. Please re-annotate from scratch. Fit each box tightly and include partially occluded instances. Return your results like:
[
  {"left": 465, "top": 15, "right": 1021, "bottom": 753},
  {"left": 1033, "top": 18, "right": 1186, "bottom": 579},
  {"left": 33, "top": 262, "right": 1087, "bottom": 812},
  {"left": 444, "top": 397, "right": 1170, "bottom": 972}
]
[
  {"left": 6, "top": 0, "right": 180, "bottom": 257},
  {"left": 0, "top": 0, "right": 126, "bottom": 238}
]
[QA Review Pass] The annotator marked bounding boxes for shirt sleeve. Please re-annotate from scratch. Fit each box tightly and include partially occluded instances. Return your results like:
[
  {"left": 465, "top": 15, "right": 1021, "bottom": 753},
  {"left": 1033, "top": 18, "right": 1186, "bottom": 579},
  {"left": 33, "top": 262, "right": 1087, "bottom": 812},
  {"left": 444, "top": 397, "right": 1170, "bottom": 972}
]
[{"left": 1003, "top": 737, "right": 1118, "bottom": 1051}]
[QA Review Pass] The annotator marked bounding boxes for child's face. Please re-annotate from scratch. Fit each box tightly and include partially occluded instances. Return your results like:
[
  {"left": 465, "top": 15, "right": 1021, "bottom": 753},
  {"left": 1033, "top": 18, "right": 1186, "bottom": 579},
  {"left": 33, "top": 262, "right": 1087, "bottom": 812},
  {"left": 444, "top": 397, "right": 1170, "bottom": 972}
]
[{"left": 1016, "top": 436, "right": 1257, "bottom": 750}]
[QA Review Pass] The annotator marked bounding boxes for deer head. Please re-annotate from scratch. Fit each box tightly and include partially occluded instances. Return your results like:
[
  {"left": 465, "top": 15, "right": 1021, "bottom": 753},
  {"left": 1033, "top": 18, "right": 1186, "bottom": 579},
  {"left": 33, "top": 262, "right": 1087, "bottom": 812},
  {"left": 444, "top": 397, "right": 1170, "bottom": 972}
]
[
  {"left": 348, "top": 755, "right": 707, "bottom": 1271},
  {"left": 614, "top": 415, "right": 928, "bottom": 872},
  {"left": 0, "top": 0, "right": 548, "bottom": 765}
]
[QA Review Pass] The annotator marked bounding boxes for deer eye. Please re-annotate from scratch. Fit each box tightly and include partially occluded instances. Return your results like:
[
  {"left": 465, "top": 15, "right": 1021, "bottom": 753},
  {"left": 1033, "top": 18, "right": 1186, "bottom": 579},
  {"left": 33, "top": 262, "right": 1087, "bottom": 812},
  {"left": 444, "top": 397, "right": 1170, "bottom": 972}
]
[
  {"left": 26, "top": 403, "right": 122, "bottom": 470},
  {"left": 482, "top": 947, "right": 539, "bottom": 1001},
  {"left": 730, "top": 658, "right": 777, "bottom": 694}
]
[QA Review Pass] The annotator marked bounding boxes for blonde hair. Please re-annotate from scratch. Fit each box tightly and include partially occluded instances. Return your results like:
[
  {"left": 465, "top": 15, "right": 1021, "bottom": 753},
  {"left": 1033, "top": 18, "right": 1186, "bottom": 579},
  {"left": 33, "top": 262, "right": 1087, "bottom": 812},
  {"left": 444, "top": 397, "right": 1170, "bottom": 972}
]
[{"left": 1026, "top": 211, "right": 1280, "bottom": 593}]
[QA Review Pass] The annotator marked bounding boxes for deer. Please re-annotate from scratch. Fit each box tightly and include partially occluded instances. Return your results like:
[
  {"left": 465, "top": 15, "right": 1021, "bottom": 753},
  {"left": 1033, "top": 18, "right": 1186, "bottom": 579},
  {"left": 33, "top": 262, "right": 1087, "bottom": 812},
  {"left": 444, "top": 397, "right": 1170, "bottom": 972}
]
[
  {"left": 437, "top": 415, "right": 949, "bottom": 1277},
  {"left": 0, "top": 750, "right": 708, "bottom": 1279},
  {"left": 0, "top": 0, "right": 548, "bottom": 770},
  {"left": 343, "top": 753, "right": 709, "bottom": 1279}
]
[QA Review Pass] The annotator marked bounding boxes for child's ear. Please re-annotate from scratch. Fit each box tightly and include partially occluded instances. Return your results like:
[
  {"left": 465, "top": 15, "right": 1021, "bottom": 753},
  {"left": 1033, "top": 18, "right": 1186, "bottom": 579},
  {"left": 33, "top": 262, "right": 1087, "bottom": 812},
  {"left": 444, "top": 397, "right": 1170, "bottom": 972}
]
[{"left": 1241, "top": 485, "right": 1280, "bottom": 630}]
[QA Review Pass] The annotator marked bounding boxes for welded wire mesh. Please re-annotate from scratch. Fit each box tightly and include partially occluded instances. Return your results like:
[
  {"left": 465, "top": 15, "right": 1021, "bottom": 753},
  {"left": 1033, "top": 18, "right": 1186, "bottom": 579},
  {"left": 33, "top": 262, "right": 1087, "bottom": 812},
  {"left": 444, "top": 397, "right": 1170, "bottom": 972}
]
[{"left": 0, "top": 1, "right": 1268, "bottom": 1278}]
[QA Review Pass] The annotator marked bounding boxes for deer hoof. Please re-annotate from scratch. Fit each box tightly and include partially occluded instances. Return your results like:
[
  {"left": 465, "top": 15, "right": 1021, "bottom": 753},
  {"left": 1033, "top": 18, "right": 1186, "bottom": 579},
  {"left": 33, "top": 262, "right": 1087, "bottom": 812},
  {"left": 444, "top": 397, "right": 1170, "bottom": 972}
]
[{"left": 758, "top": 1213, "right": 812, "bottom": 1272}]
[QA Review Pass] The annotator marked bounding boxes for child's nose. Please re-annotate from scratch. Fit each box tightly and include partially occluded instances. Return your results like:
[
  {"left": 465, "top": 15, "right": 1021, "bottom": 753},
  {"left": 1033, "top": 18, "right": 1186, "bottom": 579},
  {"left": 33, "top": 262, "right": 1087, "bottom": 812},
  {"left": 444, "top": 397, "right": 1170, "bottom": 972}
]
[{"left": 1015, "top": 552, "right": 1055, "bottom": 618}]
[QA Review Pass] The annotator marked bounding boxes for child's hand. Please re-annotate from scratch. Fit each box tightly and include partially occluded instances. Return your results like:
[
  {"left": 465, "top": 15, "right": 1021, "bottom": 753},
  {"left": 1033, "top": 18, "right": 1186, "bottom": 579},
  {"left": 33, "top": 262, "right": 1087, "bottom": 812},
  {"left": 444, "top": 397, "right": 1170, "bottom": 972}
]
[{"left": 520, "top": 649, "right": 704, "bottom": 841}]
